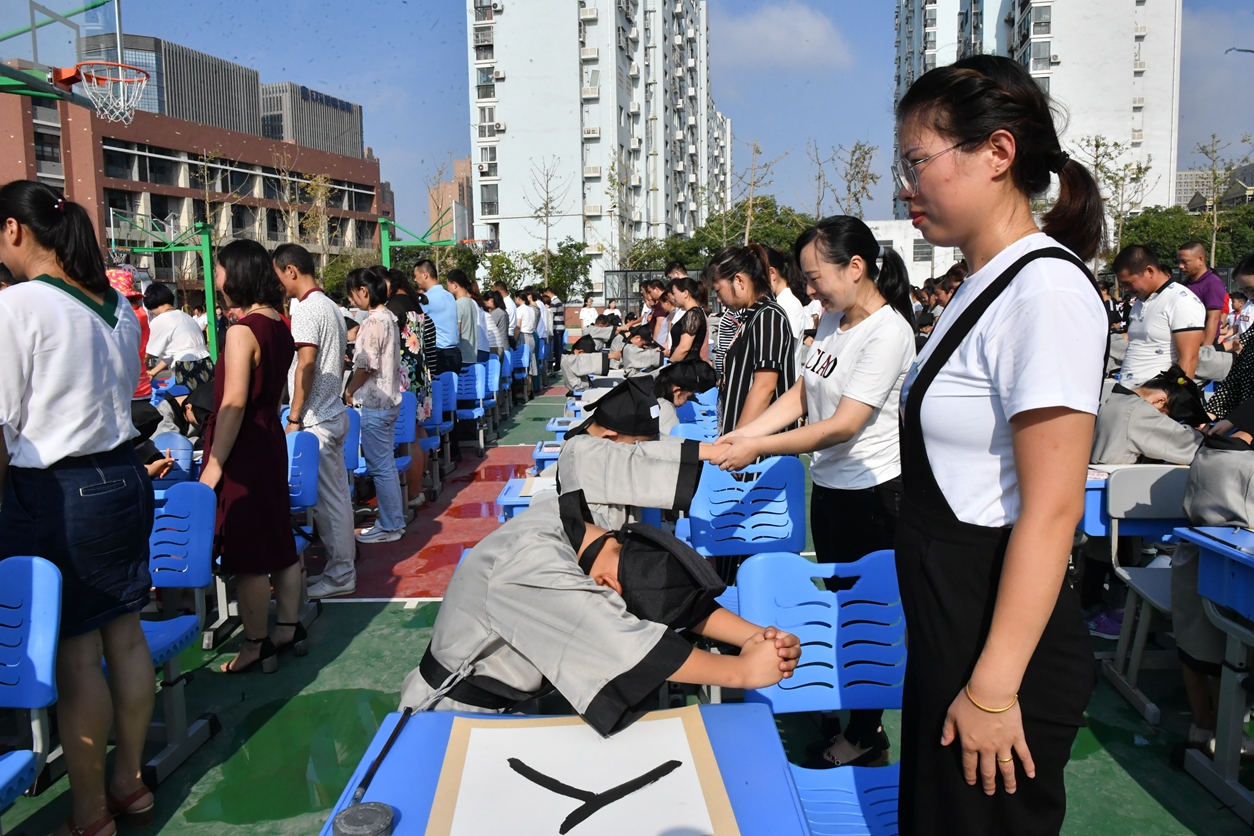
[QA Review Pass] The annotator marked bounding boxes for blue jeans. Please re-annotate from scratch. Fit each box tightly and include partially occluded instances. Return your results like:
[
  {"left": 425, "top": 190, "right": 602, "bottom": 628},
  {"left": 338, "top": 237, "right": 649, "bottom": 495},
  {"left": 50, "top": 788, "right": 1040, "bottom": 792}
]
[{"left": 360, "top": 405, "right": 405, "bottom": 532}]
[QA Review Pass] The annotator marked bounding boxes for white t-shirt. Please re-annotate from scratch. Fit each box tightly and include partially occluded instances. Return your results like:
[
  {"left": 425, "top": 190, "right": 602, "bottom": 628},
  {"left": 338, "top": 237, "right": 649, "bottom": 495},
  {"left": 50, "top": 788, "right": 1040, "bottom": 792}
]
[
  {"left": 194, "top": 312, "right": 208, "bottom": 330},
  {"left": 289, "top": 289, "right": 348, "bottom": 425},
  {"left": 804, "top": 298, "right": 824, "bottom": 326},
  {"left": 0, "top": 279, "right": 141, "bottom": 467},
  {"left": 517, "top": 303, "right": 538, "bottom": 335},
  {"left": 1119, "top": 280, "right": 1206, "bottom": 387},
  {"left": 1235, "top": 304, "right": 1254, "bottom": 336},
  {"left": 501, "top": 293, "right": 518, "bottom": 332},
  {"left": 579, "top": 306, "right": 599, "bottom": 329},
  {"left": 534, "top": 303, "right": 549, "bottom": 339},
  {"left": 909, "top": 233, "right": 1108, "bottom": 527},
  {"left": 805, "top": 304, "right": 915, "bottom": 490},
  {"left": 476, "top": 305, "right": 491, "bottom": 354},
  {"left": 775, "top": 287, "right": 808, "bottom": 377},
  {"left": 146, "top": 308, "right": 209, "bottom": 364}
]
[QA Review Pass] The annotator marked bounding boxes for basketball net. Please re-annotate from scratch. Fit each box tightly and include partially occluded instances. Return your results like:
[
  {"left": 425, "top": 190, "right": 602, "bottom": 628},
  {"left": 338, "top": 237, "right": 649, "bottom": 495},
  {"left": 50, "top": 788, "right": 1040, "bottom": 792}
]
[{"left": 70, "top": 62, "right": 149, "bottom": 124}]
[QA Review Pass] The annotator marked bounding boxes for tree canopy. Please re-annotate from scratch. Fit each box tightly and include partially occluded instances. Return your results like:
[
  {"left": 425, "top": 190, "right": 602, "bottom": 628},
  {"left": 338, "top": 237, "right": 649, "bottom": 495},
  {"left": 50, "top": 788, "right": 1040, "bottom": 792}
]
[
  {"left": 625, "top": 196, "right": 817, "bottom": 271},
  {"left": 1120, "top": 204, "right": 1254, "bottom": 268}
]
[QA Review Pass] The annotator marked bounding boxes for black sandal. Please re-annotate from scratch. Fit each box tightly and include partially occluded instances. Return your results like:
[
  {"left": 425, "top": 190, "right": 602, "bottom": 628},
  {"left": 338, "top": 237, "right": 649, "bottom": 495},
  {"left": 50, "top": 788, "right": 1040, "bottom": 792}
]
[
  {"left": 272, "top": 621, "right": 308, "bottom": 657},
  {"left": 221, "top": 635, "right": 278, "bottom": 674},
  {"left": 800, "top": 728, "right": 891, "bottom": 770}
]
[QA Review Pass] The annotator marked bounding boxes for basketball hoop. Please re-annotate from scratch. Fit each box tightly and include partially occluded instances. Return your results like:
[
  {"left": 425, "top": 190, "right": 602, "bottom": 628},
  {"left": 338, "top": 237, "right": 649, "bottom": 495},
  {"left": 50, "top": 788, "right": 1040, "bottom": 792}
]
[{"left": 52, "top": 62, "right": 149, "bottom": 125}]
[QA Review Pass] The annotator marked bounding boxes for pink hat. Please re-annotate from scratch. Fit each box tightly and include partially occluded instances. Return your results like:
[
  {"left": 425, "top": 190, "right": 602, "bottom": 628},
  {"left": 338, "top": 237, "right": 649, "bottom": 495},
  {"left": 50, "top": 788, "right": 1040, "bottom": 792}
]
[{"left": 107, "top": 268, "right": 141, "bottom": 299}]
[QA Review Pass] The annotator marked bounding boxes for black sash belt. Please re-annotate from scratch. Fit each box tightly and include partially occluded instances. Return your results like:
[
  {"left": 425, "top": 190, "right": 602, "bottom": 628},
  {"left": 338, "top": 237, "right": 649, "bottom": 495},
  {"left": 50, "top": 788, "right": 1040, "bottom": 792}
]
[{"left": 419, "top": 647, "right": 528, "bottom": 710}]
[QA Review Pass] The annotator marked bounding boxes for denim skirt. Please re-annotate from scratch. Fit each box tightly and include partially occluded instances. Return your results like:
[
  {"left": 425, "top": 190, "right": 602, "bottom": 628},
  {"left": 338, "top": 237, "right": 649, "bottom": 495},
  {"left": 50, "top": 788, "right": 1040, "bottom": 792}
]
[{"left": 1, "top": 444, "right": 153, "bottom": 637}]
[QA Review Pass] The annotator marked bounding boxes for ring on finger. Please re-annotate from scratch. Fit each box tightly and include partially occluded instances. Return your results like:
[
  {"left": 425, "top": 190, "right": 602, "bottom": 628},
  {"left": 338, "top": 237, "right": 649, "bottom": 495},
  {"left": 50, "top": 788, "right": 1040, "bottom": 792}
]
[{"left": 996, "top": 755, "right": 1014, "bottom": 764}]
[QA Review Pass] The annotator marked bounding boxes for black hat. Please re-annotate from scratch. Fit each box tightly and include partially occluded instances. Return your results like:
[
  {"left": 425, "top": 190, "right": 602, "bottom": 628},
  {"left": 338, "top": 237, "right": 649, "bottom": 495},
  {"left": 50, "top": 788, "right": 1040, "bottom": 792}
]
[
  {"left": 567, "top": 377, "right": 660, "bottom": 439},
  {"left": 656, "top": 358, "right": 717, "bottom": 397},
  {"left": 628, "top": 325, "right": 654, "bottom": 344},
  {"left": 188, "top": 379, "right": 217, "bottom": 427},
  {"left": 572, "top": 334, "right": 597, "bottom": 353}
]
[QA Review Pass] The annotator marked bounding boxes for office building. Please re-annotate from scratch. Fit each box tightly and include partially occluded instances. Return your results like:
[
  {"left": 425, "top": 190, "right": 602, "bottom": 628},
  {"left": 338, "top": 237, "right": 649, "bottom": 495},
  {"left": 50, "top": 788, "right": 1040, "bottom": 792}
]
[
  {"left": 0, "top": 94, "right": 392, "bottom": 288},
  {"left": 894, "top": 0, "right": 1182, "bottom": 218},
  {"left": 428, "top": 156, "right": 475, "bottom": 244},
  {"left": 867, "top": 219, "right": 965, "bottom": 288},
  {"left": 79, "top": 34, "right": 262, "bottom": 136},
  {"left": 261, "top": 82, "right": 365, "bottom": 159},
  {"left": 464, "top": 0, "right": 732, "bottom": 293}
]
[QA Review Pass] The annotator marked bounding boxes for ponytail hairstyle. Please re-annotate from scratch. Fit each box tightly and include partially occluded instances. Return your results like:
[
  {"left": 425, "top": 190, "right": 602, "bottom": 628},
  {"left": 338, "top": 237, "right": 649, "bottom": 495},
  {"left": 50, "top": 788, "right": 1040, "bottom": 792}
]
[
  {"left": 793, "top": 215, "right": 916, "bottom": 326},
  {"left": 0, "top": 180, "right": 107, "bottom": 293},
  {"left": 1141, "top": 365, "right": 1208, "bottom": 425},
  {"left": 667, "top": 274, "right": 708, "bottom": 308},
  {"left": 895, "top": 55, "right": 1106, "bottom": 261},
  {"left": 707, "top": 244, "right": 772, "bottom": 300},
  {"left": 345, "top": 266, "right": 390, "bottom": 307},
  {"left": 765, "top": 246, "right": 809, "bottom": 301}
]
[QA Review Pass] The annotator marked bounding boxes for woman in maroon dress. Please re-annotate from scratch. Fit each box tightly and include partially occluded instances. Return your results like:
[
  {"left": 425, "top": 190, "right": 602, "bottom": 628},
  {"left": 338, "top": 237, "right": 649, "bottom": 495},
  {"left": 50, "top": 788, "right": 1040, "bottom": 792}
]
[{"left": 199, "top": 240, "right": 303, "bottom": 674}]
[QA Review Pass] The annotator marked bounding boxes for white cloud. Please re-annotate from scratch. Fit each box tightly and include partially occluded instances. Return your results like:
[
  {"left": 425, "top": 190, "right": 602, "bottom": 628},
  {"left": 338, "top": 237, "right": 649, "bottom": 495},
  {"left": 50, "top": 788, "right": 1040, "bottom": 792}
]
[
  {"left": 1179, "top": 5, "right": 1254, "bottom": 166},
  {"left": 711, "top": 1, "right": 855, "bottom": 74}
]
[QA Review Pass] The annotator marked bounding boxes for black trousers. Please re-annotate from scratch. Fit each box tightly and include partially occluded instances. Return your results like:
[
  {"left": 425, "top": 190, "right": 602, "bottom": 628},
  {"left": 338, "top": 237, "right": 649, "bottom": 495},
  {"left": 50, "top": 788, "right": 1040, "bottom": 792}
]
[
  {"left": 810, "top": 480, "right": 901, "bottom": 746},
  {"left": 432, "top": 347, "right": 463, "bottom": 376},
  {"left": 894, "top": 501, "right": 1093, "bottom": 836}
]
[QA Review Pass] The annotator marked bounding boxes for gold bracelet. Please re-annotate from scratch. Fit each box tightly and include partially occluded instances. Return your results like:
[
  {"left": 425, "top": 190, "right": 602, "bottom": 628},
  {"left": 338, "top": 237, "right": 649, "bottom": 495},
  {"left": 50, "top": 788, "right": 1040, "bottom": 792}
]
[{"left": 965, "top": 682, "right": 1018, "bottom": 714}]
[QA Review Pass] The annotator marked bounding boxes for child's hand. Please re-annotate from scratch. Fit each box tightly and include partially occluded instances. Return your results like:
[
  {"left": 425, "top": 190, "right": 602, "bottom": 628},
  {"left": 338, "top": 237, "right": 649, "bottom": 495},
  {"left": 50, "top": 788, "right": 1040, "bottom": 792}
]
[
  {"left": 736, "top": 633, "right": 787, "bottom": 690},
  {"left": 762, "top": 626, "right": 801, "bottom": 678}
]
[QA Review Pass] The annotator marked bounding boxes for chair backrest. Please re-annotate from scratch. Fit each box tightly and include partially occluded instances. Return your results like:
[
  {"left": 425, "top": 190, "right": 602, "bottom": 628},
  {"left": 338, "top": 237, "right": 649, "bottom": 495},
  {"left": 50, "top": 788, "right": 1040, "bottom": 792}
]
[
  {"left": 512, "top": 344, "right": 531, "bottom": 373},
  {"left": 487, "top": 354, "right": 502, "bottom": 391},
  {"left": 0, "top": 556, "right": 62, "bottom": 709},
  {"left": 500, "top": 349, "right": 513, "bottom": 380},
  {"left": 150, "top": 431, "right": 194, "bottom": 480},
  {"left": 694, "top": 388, "right": 719, "bottom": 409},
  {"left": 670, "top": 423, "right": 716, "bottom": 442},
  {"left": 675, "top": 401, "right": 698, "bottom": 423},
  {"left": 287, "top": 430, "right": 320, "bottom": 510},
  {"left": 457, "top": 363, "right": 487, "bottom": 402},
  {"left": 436, "top": 371, "right": 457, "bottom": 417},
  {"left": 685, "top": 458, "right": 806, "bottom": 555},
  {"left": 344, "top": 407, "right": 362, "bottom": 471},
  {"left": 1103, "top": 464, "right": 1190, "bottom": 520},
  {"left": 426, "top": 378, "right": 442, "bottom": 421},
  {"left": 537, "top": 336, "right": 548, "bottom": 362},
  {"left": 149, "top": 481, "right": 216, "bottom": 590},
  {"left": 738, "top": 551, "right": 905, "bottom": 713},
  {"left": 395, "top": 391, "right": 418, "bottom": 445}
]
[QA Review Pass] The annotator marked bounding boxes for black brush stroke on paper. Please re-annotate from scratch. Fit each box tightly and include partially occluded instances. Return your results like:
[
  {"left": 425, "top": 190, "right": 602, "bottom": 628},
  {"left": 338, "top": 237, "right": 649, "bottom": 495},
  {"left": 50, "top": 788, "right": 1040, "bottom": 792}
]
[{"left": 506, "top": 757, "right": 684, "bottom": 834}]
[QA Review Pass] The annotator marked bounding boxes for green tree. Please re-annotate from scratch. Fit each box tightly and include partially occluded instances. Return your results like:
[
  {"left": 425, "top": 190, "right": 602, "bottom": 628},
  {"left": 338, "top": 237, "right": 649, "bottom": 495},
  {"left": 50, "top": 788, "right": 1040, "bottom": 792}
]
[
  {"left": 390, "top": 245, "right": 482, "bottom": 285},
  {"left": 695, "top": 196, "right": 814, "bottom": 256},
  {"left": 482, "top": 252, "right": 532, "bottom": 291},
  {"left": 1119, "top": 205, "right": 1206, "bottom": 267},
  {"left": 523, "top": 238, "right": 594, "bottom": 301},
  {"left": 320, "top": 248, "right": 380, "bottom": 301}
]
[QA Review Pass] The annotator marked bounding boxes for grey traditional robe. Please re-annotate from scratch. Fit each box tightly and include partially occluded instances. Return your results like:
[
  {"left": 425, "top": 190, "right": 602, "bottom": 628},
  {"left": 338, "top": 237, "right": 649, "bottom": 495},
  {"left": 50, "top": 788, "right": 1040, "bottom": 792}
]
[
  {"left": 1091, "top": 387, "right": 1202, "bottom": 466},
  {"left": 621, "top": 344, "right": 665, "bottom": 376},
  {"left": 556, "top": 434, "right": 702, "bottom": 529},
  {"left": 585, "top": 325, "right": 615, "bottom": 349},
  {"left": 561, "top": 352, "right": 610, "bottom": 393}
]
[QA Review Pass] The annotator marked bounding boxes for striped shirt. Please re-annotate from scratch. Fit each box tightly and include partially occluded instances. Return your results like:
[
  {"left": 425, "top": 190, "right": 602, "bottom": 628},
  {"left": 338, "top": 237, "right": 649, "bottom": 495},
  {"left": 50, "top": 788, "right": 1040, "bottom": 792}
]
[
  {"left": 719, "top": 299, "right": 797, "bottom": 435},
  {"left": 712, "top": 309, "right": 743, "bottom": 379}
]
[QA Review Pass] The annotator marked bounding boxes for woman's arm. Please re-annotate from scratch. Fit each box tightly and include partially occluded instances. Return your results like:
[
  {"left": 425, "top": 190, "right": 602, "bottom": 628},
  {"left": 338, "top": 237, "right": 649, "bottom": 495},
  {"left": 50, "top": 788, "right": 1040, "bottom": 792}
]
[
  {"left": 668, "top": 332, "right": 695, "bottom": 362},
  {"left": 148, "top": 358, "right": 169, "bottom": 378},
  {"left": 718, "top": 380, "right": 806, "bottom": 442},
  {"left": 713, "top": 396, "right": 875, "bottom": 471},
  {"left": 198, "top": 325, "right": 257, "bottom": 490},
  {"left": 942, "top": 406, "right": 1094, "bottom": 796},
  {"left": 344, "top": 369, "right": 373, "bottom": 404},
  {"left": 736, "top": 369, "right": 781, "bottom": 429}
]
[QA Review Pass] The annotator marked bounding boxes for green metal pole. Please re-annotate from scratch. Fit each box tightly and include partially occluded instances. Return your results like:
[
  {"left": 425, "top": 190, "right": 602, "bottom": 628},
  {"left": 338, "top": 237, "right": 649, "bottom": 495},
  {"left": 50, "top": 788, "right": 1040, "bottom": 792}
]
[
  {"left": 380, "top": 218, "right": 392, "bottom": 269},
  {"left": 199, "top": 224, "right": 218, "bottom": 362}
]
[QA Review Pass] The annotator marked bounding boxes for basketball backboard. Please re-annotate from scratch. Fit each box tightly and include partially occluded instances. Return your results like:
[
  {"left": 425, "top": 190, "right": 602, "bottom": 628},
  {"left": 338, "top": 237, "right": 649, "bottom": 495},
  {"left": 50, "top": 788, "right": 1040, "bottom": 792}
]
[{"left": 0, "top": 1, "right": 117, "bottom": 108}]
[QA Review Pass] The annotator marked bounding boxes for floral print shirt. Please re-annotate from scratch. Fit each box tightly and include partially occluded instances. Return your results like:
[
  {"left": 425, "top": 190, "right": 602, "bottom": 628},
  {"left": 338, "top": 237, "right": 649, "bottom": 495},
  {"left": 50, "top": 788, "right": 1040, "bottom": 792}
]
[{"left": 350, "top": 307, "right": 403, "bottom": 410}]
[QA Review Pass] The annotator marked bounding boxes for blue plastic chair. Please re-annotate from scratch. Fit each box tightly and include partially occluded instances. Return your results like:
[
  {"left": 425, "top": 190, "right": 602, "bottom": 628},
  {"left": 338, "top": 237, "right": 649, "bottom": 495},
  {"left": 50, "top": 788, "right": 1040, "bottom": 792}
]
[
  {"left": 0, "top": 556, "right": 61, "bottom": 812},
  {"left": 140, "top": 481, "right": 220, "bottom": 785},
  {"left": 421, "top": 378, "right": 451, "bottom": 472},
  {"left": 148, "top": 375, "right": 175, "bottom": 407},
  {"left": 287, "top": 430, "right": 320, "bottom": 554},
  {"left": 149, "top": 431, "right": 196, "bottom": 493},
  {"left": 484, "top": 354, "right": 501, "bottom": 431},
  {"left": 694, "top": 387, "right": 719, "bottom": 409},
  {"left": 455, "top": 364, "right": 489, "bottom": 457},
  {"left": 675, "top": 458, "right": 807, "bottom": 556},
  {"left": 344, "top": 406, "right": 361, "bottom": 473},
  {"left": 737, "top": 550, "right": 904, "bottom": 836},
  {"left": 669, "top": 423, "right": 716, "bottom": 443},
  {"left": 497, "top": 350, "right": 513, "bottom": 418},
  {"left": 536, "top": 337, "right": 549, "bottom": 392},
  {"left": 511, "top": 344, "right": 532, "bottom": 401}
]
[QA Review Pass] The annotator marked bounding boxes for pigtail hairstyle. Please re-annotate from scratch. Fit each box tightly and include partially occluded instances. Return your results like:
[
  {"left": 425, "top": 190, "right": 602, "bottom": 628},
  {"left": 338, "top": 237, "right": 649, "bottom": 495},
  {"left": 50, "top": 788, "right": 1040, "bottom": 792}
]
[
  {"left": 0, "top": 180, "right": 108, "bottom": 293},
  {"left": 794, "top": 215, "right": 916, "bottom": 327},
  {"left": 707, "top": 244, "right": 772, "bottom": 300},
  {"left": 896, "top": 55, "right": 1106, "bottom": 261}
]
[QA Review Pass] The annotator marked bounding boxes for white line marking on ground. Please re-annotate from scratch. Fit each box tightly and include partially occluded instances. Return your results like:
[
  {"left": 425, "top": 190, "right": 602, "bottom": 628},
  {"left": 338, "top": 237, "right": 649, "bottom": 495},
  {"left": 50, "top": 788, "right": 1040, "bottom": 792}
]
[{"left": 320, "top": 597, "right": 444, "bottom": 604}]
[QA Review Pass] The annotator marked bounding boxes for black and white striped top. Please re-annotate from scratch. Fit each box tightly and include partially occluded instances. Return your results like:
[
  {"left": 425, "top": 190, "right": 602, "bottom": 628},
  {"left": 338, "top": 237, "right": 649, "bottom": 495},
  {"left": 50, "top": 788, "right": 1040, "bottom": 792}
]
[
  {"left": 712, "top": 308, "right": 742, "bottom": 379},
  {"left": 719, "top": 299, "right": 797, "bottom": 435}
]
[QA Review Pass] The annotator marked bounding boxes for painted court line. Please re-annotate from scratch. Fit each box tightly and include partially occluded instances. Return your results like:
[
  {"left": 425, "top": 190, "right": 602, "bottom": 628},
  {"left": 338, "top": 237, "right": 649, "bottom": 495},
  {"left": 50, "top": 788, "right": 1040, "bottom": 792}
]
[{"left": 321, "top": 597, "right": 444, "bottom": 604}]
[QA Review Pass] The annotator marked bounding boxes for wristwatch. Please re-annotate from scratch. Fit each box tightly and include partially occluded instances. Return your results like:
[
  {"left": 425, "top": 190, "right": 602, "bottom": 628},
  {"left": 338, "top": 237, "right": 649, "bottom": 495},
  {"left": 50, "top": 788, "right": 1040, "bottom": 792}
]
[{"left": 286, "top": 417, "right": 301, "bottom": 426}]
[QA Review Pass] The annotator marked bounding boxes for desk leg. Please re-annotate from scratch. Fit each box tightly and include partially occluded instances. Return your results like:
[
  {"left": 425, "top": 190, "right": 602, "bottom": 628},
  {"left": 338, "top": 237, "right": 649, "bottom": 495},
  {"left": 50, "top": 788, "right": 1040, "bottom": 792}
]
[{"left": 1183, "top": 630, "right": 1254, "bottom": 825}]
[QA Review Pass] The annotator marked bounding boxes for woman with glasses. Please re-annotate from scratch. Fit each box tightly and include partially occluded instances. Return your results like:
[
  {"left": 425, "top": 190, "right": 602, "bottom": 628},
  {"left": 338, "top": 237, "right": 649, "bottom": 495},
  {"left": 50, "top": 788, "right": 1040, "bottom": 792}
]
[{"left": 892, "top": 56, "right": 1108, "bottom": 835}]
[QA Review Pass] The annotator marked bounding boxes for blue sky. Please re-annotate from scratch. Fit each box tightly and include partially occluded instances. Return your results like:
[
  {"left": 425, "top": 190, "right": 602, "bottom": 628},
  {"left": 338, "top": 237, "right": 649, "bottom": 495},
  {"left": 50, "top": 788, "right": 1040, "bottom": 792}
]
[{"left": 5, "top": 0, "right": 1253, "bottom": 227}]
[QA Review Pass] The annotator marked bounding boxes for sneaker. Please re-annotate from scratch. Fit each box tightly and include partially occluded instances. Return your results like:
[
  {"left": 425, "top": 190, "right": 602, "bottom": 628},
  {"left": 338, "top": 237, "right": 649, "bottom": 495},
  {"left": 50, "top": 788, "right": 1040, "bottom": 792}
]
[
  {"left": 356, "top": 525, "right": 404, "bottom": 544},
  {"left": 305, "top": 573, "right": 322, "bottom": 587},
  {"left": 307, "top": 576, "right": 356, "bottom": 599},
  {"left": 408, "top": 493, "right": 427, "bottom": 509},
  {"left": 1087, "top": 611, "right": 1123, "bottom": 640}
]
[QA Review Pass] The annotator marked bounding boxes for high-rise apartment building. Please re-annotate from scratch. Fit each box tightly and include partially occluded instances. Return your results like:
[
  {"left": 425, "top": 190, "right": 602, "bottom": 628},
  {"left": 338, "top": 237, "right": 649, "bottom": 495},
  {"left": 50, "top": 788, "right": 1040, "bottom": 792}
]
[
  {"left": 464, "top": 0, "right": 731, "bottom": 292},
  {"left": 261, "top": 82, "right": 365, "bottom": 159},
  {"left": 429, "top": 156, "right": 475, "bottom": 244},
  {"left": 893, "top": 0, "right": 1181, "bottom": 218}
]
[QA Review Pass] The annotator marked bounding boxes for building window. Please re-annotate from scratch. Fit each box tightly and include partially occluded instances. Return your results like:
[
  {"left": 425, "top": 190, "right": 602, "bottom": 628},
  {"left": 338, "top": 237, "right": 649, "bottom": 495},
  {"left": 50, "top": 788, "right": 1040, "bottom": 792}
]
[
  {"left": 231, "top": 205, "right": 251, "bottom": 235},
  {"left": 149, "top": 193, "right": 180, "bottom": 224},
  {"left": 146, "top": 155, "right": 174, "bottom": 186},
  {"left": 475, "top": 44, "right": 494, "bottom": 61},
  {"left": 1031, "top": 40, "right": 1051, "bottom": 71},
  {"left": 1032, "top": 5, "right": 1051, "bottom": 36},
  {"left": 1034, "top": 76, "right": 1050, "bottom": 93},
  {"left": 353, "top": 191, "right": 374, "bottom": 213},
  {"left": 480, "top": 145, "right": 498, "bottom": 177},
  {"left": 477, "top": 84, "right": 496, "bottom": 100},
  {"left": 474, "top": 0, "right": 494, "bottom": 22},
  {"left": 33, "top": 132, "right": 60, "bottom": 164},
  {"left": 227, "top": 169, "right": 253, "bottom": 196},
  {"left": 481, "top": 184, "right": 499, "bottom": 216},
  {"left": 479, "top": 106, "right": 497, "bottom": 137},
  {"left": 104, "top": 148, "right": 135, "bottom": 180},
  {"left": 924, "top": 7, "right": 937, "bottom": 27},
  {"left": 913, "top": 240, "right": 934, "bottom": 262},
  {"left": 924, "top": 53, "right": 937, "bottom": 72}
]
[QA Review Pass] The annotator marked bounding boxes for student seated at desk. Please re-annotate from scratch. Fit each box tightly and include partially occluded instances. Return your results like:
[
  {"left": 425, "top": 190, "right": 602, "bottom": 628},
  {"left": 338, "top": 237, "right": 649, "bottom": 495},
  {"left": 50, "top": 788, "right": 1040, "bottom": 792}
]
[
  {"left": 1173, "top": 409, "right": 1254, "bottom": 762},
  {"left": 584, "top": 316, "right": 617, "bottom": 350},
  {"left": 400, "top": 464, "right": 799, "bottom": 736},
  {"left": 652, "top": 359, "right": 718, "bottom": 437},
  {"left": 608, "top": 325, "right": 665, "bottom": 377},
  {"left": 559, "top": 335, "right": 605, "bottom": 394},
  {"left": 1091, "top": 367, "right": 1205, "bottom": 466}
]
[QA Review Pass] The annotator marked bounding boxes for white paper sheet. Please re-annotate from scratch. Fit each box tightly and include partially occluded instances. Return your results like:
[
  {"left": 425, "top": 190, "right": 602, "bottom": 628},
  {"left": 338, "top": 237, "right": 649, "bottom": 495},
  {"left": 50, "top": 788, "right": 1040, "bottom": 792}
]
[{"left": 446, "top": 717, "right": 714, "bottom": 836}]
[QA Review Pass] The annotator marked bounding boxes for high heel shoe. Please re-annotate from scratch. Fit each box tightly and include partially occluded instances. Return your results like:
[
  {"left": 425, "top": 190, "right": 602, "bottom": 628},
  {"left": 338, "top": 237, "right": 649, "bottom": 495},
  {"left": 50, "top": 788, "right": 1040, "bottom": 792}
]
[
  {"left": 221, "top": 635, "right": 278, "bottom": 674},
  {"left": 66, "top": 813, "right": 115, "bottom": 836},
  {"left": 107, "top": 784, "right": 155, "bottom": 827},
  {"left": 272, "top": 621, "right": 308, "bottom": 657}
]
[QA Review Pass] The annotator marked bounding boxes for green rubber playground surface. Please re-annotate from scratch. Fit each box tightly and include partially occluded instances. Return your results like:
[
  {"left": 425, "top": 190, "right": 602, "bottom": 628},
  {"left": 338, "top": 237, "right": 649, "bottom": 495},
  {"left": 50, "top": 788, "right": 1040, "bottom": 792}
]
[{"left": 3, "top": 395, "right": 1249, "bottom": 835}]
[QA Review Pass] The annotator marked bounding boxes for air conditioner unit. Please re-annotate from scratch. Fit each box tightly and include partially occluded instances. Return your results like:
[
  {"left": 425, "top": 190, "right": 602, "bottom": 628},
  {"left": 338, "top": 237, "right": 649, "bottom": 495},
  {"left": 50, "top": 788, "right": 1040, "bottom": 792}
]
[
  {"left": 1131, "top": 129, "right": 1144, "bottom": 143},
  {"left": 629, "top": 174, "right": 642, "bottom": 188},
  {"left": 582, "top": 86, "right": 601, "bottom": 99},
  {"left": 1133, "top": 60, "right": 1146, "bottom": 71},
  {"left": 477, "top": 163, "right": 490, "bottom": 173},
  {"left": 673, "top": 34, "right": 683, "bottom": 45},
  {"left": 687, "top": 87, "right": 696, "bottom": 98},
  {"left": 629, "top": 102, "right": 640, "bottom": 114},
  {"left": 673, "top": 1, "right": 683, "bottom": 12},
  {"left": 687, "top": 144, "right": 697, "bottom": 155},
  {"left": 630, "top": 137, "right": 641, "bottom": 151},
  {"left": 1050, "top": 54, "right": 1060, "bottom": 65},
  {"left": 491, "top": 1, "right": 504, "bottom": 11},
  {"left": 581, "top": 47, "right": 599, "bottom": 61},
  {"left": 583, "top": 166, "right": 603, "bottom": 178},
  {"left": 688, "top": 173, "right": 697, "bottom": 184},
  {"left": 686, "top": 27, "right": 695, "bottom": 39},
  {"left": 629, "top": 62, "right": 640, "bottom": 77},
  {"left": 631, "top": 210, "right": 642, "bottom": 222},
  {"left": 584, "top": 204, "right": 603, "bottom": 216},
  {"left": 579, "top": 7, "right": 598, "bottom": 21},
  {"left": 1134, "top": 24, "right": 1147, "bottom": 37},
  {"left": 674, "top": 160, "right": 685, "bottom": 171},
  {"left": 583, "top": 126, "right": 601, "bottom": 139},
  {"left": 629, "top": 27, "right": 639, "bottom": 40},
  {"left": 493, "top": 70, "right": 506, "bottom": 81},
  {"left": 687, "top": 58, "right": 695, "bottom": 69},
  {"left": 1132, "top": 96, "right": 1145, "bottom": 108},
  {"left": 494, "top": 121, "right": 506, "bottom": 132},
  {"left": 675, "top": 223, "right": 686, "bottom": 234},
  {"left": 687, "top": 115, "right": 697, "bottom": 126},
  {"left": 688, "top": 200, "right": 698, "bottom": 210}
]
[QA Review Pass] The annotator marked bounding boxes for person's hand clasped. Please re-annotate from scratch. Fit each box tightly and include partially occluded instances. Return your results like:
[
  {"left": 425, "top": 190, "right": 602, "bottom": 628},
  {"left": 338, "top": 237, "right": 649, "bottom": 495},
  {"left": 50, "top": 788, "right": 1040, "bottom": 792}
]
[
  {"left": 941, "top": 682, "right": 1035, "bottom": 796},
  {"left": 761, "top": 626, "right": 800, "bottom": 677},
  {"left": 709, "top": 436, "right": 761, "bottom": 471}
]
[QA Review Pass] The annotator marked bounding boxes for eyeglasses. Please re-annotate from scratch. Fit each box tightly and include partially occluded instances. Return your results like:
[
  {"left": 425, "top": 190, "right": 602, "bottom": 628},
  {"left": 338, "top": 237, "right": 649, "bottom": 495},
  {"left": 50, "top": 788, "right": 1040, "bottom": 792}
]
[{"left": 893, "top": 141, "right": 967, "bottom": 197}]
